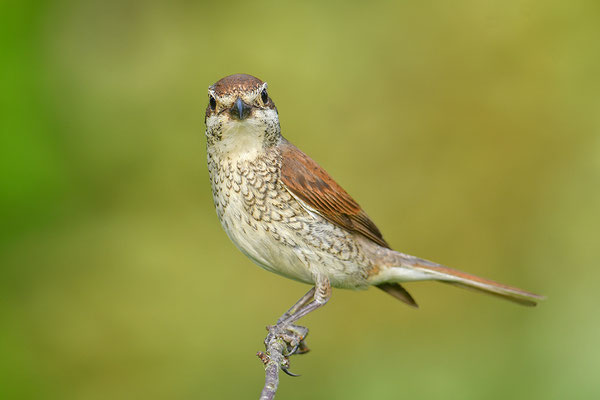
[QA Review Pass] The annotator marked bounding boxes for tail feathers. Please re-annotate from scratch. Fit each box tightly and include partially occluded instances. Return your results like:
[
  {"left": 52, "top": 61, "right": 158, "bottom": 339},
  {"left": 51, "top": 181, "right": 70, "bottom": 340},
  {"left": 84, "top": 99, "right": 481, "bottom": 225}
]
[
  {"left": 399, "top": 255, "right": 545, "bottom": 307},
  {"left": 376, "top": 283, "right": 418, "bottom": 308}
]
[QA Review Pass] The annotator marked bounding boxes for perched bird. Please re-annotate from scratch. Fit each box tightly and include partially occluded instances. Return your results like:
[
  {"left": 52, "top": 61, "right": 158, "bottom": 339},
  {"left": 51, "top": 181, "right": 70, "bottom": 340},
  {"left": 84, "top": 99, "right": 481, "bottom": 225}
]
[{"left": 205, "top": 73, "right": 542, "bottom": 331}]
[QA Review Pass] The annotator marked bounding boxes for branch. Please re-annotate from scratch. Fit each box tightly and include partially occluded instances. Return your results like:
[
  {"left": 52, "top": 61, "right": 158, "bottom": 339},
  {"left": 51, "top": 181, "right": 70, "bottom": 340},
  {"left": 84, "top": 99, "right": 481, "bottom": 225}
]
[
  {"left": 257, "top": 324, "right": 309, "bottom": 399},
  {"left": 257, "top": 336, "right": 286, "bottom": 400}
]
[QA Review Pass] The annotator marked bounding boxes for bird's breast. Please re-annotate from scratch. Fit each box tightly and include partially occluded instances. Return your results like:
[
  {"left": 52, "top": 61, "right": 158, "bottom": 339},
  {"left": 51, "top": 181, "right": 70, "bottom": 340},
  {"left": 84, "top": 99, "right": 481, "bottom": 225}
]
[
  {"left": 208, "top": 150, "right": 316, "bottom": 283},
  {"left": 207, "top": 150, "right": 373, "bottom": 289}
]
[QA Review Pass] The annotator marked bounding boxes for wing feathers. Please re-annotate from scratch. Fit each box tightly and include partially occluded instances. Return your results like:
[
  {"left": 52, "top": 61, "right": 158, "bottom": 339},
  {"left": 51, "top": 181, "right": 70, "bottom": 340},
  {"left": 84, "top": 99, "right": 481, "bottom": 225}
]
[{"left": 279, "top": 139, "right": 389, "bottom": 248}]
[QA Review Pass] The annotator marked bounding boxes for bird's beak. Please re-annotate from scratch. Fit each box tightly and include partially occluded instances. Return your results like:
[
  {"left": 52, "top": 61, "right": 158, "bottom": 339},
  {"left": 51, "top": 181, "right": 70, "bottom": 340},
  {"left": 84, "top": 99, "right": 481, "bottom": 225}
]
[{"left": 230, "top": 98, "right": 252, "bottom": 120}]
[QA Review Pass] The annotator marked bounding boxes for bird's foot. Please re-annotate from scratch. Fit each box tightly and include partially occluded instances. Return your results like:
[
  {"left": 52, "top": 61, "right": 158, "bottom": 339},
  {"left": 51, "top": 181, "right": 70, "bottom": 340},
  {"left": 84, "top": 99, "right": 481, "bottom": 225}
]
[
  {"left": 267, "top": 323, "right": 310, "bottom": 356},
  {"left": 257, "top": 323, "right": 310, "bottom": 377}
]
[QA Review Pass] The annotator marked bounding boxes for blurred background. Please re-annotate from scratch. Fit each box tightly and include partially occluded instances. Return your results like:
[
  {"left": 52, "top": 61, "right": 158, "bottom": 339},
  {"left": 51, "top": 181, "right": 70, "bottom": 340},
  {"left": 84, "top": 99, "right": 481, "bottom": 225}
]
[{"left": 1, "top": 0, "right": 599, "bottom": 399}]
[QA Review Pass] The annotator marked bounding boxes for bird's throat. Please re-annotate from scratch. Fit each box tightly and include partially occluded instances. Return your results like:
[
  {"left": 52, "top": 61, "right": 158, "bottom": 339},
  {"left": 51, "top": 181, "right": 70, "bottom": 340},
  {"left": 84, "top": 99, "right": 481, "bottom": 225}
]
[{"left": 211, "top": 121, "right": 266, "bottom": 162}]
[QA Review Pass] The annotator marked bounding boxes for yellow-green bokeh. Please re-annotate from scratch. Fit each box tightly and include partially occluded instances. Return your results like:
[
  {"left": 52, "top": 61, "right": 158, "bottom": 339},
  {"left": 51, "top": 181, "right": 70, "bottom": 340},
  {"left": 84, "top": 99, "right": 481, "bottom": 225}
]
[{"left": 2, "top": 1, "right": 599, "bottom": 399}]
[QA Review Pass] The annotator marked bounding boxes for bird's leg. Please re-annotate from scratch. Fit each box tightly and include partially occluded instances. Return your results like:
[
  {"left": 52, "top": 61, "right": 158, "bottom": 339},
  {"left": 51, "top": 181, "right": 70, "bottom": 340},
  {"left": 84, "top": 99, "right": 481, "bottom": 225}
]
[
  {"left": 277, "top": 276, "right": 331, "bottom": 327},
  {"left": 259, "top": 276, "right": 332, "bottom": 375},
  {"left": 276, "top": 287, "right": 315, "bottom": 325}
]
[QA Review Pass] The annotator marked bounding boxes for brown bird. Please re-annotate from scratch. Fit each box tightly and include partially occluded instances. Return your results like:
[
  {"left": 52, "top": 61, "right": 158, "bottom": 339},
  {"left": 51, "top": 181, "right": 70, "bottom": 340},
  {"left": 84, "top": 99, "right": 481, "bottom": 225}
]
[{"left": 205, "top": 73, "right": 542, "bottom": 337}]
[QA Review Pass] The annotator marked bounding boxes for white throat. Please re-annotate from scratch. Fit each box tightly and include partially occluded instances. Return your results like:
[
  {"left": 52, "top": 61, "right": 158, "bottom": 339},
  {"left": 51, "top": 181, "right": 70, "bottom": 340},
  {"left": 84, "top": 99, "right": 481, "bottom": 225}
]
[{"left": 210, "top": 120, "right": 265, "bottom": 162}]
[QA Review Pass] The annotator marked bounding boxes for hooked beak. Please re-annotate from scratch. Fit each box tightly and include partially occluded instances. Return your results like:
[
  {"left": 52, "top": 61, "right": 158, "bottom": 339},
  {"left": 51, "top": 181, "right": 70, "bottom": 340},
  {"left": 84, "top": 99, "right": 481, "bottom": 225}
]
[{"left": 230, "top": 98, "right": 252, "bottom": 120}]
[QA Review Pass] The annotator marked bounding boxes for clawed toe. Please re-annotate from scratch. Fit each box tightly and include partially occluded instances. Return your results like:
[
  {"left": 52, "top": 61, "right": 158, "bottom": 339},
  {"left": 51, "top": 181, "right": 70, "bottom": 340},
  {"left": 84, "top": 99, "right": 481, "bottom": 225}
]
[
  {"left": 294, "top": 340, "right": 310, "bottom": 355},
  {"left": 287, "top": 337, "right": 310, "bottom": 356},
  {"left": 266, "top": 323, "right": 309, "bottom": 355},
  {"left": 281, "top": 367, "right": 301, "bottom": 377},
  {"left": 260, "top": 323, "right": 310, "bottom": 376}
]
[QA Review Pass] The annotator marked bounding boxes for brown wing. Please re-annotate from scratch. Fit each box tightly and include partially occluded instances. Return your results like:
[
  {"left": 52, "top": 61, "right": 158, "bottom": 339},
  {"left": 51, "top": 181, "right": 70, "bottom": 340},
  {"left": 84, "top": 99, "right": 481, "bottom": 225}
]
[{"left": 279, "top": 138, "right": 389, "bottom": 248}]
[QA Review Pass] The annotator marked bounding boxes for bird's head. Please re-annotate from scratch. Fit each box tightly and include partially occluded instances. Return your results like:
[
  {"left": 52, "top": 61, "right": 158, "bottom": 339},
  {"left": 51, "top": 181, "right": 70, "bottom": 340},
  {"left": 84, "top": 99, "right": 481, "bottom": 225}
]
[{"left": 205, "top": 74, "right": 281, "bottom": 152}]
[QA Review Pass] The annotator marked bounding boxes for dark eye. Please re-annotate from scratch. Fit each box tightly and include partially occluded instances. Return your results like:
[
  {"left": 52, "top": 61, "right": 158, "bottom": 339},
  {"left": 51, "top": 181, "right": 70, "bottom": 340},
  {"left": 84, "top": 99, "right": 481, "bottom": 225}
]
[
  {"left": 261, "top": 89, "right": 268, "bottom": 104},
  {"left": 209, "top": 95, "right": 216, "bottom": 110}
]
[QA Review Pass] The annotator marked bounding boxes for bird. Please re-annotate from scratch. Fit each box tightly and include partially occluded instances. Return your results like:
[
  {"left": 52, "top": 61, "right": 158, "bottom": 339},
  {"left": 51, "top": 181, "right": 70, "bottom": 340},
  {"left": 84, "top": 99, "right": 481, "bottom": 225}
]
[{"left": 205, "top": 73, "right": 543, "bottom": 335}]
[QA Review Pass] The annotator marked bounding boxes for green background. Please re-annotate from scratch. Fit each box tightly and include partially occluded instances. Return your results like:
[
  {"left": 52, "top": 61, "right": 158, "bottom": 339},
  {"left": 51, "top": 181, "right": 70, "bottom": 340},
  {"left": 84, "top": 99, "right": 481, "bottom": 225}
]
[{"left": 2, "top": 1, "right": 599, "bottom": 399}]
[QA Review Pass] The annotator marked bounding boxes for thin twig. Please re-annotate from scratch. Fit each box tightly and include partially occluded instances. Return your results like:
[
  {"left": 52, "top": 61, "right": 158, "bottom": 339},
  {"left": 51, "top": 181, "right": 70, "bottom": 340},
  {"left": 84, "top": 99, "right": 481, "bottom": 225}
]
[
  {"left": 258, "top": 335, "right": 286, "bottom": 400},
  {"left": 257, "top": 323, "right": 309, "bottom": 399}
]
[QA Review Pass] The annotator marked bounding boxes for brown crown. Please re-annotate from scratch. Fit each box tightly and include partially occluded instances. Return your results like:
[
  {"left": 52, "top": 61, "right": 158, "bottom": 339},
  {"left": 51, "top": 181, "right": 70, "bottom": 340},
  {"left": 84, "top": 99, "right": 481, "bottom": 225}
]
[{"left": 210, "top": 74, "right": 264, "bottom": 96}]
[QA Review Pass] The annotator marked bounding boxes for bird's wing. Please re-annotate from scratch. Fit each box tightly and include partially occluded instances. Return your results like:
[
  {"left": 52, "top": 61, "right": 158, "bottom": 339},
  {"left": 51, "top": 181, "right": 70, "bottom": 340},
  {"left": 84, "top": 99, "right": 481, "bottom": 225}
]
[
  {"left": 279, "top": 139, "right": 420, "bottom": 307},
  {"left": 278, "top": 138, "right": 389, "bottom": 249}
]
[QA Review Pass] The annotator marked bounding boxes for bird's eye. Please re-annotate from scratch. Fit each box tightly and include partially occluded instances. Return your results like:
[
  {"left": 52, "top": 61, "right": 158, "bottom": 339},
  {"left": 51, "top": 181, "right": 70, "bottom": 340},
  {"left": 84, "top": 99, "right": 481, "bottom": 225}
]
[
  {"left": 261, "top": 89, "right": 268, "bottom": 104},
  {"left": 209, "top": 95, "right": 216, "bottom": 110}
]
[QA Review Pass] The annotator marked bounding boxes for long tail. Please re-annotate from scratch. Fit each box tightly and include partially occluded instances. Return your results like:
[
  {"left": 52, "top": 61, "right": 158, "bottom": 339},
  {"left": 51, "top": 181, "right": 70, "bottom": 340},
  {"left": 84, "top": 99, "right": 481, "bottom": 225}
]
[{"left": 387, "top": 253, "right": 545, "bottom": 307}]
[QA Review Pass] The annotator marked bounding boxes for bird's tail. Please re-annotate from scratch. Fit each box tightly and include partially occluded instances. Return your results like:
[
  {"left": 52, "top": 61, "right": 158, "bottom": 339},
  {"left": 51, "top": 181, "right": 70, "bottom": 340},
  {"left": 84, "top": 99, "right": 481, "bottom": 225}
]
[{"left": 383, "top": 253, "right": 545, "bottom": 307}]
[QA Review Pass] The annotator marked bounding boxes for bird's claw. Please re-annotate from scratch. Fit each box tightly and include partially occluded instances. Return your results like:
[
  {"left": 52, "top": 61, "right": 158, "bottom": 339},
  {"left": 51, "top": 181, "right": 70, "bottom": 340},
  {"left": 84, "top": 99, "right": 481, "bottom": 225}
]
[
  {"left": 281, "top": 367, "right": 301, "bottom": 377},
  {"left": 287, "top": 338, "right": 310, "bottom": 356},
  {"left": 260, "top": 323, "right": 310, "bottom": 376},
  {"left": 266, "top": 324, "right": 309, "bottom": 355}
]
